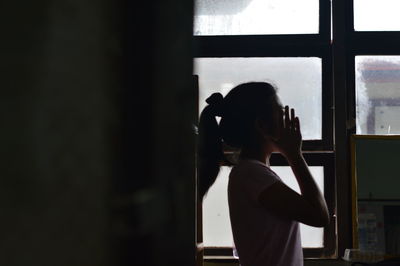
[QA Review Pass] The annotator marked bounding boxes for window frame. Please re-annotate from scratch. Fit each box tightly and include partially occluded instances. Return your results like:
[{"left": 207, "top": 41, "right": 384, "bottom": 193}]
[
  {"left": 345, "top": 0, "right": 400, "bottom": 136},
  {"left": 194, "top": 0, "right": 337, "bottom": 260},
  {"left": 332, "top": 0, "right": 400, "bottom": 256}
]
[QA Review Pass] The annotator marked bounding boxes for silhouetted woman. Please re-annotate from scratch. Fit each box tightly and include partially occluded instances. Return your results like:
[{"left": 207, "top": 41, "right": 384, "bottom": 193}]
[{"left": 198, "top": 82, "right": 329, "bottom": 266}]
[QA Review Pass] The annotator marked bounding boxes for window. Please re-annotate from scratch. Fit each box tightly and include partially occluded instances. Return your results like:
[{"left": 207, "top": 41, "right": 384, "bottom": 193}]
[
  {"left": 348, "top": 1, "right": 400, "bottom": 139},
  {"left": 194, "top": 0, "right": 336, "bottom": 259},
  {"left": 354, "top": 0, "right": 400, "bottom": 31},
  {"left": 195, "top": 57, "right": 322, "bottom": 140},
  {"left": 344, "top": 4, "right": 400, "bottom": 255},
  {"left": 194, "top": 0, "right": 400, "bottom": 261},
  {"left": 202, "top": 166, "right": 325, "bottom": 248},
  {"left": 356, "top": 56, "right": 400, "bottom": 134},
  {"left": 194, "top": 0, "right": 319, "bottom": 35}
]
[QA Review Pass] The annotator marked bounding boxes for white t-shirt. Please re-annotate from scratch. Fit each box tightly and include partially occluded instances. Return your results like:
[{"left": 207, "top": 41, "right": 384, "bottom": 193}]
[{"left": 228, "top": 159, "right": 303, "bottom": 266}]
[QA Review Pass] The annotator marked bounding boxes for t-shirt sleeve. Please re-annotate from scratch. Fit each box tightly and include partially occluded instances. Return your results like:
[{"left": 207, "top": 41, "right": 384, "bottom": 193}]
[{"left": 242, "top": 163, "right": 280, "bottom": 203}]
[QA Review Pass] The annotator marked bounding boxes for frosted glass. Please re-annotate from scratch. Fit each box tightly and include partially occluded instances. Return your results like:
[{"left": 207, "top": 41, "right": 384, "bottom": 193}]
[
  {"left": 355, "top": 56, "right": 400, "bottom": 134},
  {"left": 194, "top": 57, "right": 322, "bottom": 140},
  {"left": 202, "top": 166, "right": 325, "bottom": 248},
  {"left": 194, "top": 0, "right": 319, "bottom": 35},
  {"left": 354, "top": 0, "right": 400, "bottom": 31},
  {"left": 202, "top": 167, "right": 233, "bottom": 247}
]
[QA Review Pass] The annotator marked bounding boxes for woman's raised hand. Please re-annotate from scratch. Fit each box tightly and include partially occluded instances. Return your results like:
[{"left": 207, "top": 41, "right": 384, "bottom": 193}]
[
  {"left": 274, "top": 105, "right": 302, "bottom": 160},
  {"left": 260, "top": 105, "right": 330, "bottom": 227}
]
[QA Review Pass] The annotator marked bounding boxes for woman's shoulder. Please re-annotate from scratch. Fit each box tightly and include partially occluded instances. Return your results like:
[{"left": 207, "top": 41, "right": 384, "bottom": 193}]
[
  {"left": 229, "top": 159, "right": 281, "bottom": 201},
  {"left": 231, "top": 159, "right": 277, "bottom": 179}
]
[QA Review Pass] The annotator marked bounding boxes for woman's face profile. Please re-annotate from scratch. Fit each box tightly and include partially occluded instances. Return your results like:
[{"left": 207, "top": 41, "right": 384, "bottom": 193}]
[
  {"left": 268, "top": 95, "right": 284, "bottom": 141},
  {"left": 255, "top": 94, "right": 283, "bottom": 145}
]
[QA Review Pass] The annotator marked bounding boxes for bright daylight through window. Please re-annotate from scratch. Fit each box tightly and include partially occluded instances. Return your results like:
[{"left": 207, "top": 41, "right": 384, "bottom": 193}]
[
  {"left": 354, "top": 0, "right": 400, "bottom": 31},
  {"left": 192, "top": 0, "right": 354, "bottom": 260},
  {"left": 202, "top": 166, "right": 324, "bottom": 248},
  {"left": 194, "top": 0, "right": 319, "bottom": 35},
  {"left": 356, "top": 56, "right": 400, "bottom": 135},
  {"left": 194, "top": 57, "right": 322, "bottom": 140}
]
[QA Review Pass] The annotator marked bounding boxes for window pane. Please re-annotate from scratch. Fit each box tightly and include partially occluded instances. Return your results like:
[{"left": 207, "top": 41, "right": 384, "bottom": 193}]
[
  {"left": 202, "top": 166, "right": 325, "bottom": 248},
  {"left": 202, "top": 167, "right": 233, "bottom": 247},
  {"left": 356, "top": 56, "right": 400, "bottom": 134},
  {"left": 194, "top": 0, "right": 319, "bottom": 35},
  {"left": 354, "top": 0, "right": 400, "bottom": 31},
  {"left": 194, "top": 57, "right": 322, "bottom": 140}
]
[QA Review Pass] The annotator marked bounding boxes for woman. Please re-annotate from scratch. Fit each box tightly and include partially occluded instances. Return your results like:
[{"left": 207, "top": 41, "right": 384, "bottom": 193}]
[{"left": 198, "top": 82, "right": 329, "bottom": 266}]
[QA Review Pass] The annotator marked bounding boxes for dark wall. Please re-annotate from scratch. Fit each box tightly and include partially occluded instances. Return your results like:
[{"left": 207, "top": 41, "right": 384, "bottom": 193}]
[
  {"left": 117, "top": 1, "right": 196, "bottom": 266},
  {"left": 1, "top": 1, "right": 195, "bottom": 265}
]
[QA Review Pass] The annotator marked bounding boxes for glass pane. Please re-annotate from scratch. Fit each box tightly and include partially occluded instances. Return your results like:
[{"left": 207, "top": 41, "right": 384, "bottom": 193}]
[
  {"left": 354, "top": 0, "right": 400, "bottom": 31},
  {"left": 356, "top": 56, "right": 400, "bottom": 134},
  {"left": 203, "top": 166, "right": 325, "bottom": 248},
  {"left": 203, "top": 167, "right": 233, "bottom": 247},
  {"left": 194, "top": 57, "right": 322, "bottom": 140},
  {"left": 194, "top": 0, "right": 319, "bottom": 35}
]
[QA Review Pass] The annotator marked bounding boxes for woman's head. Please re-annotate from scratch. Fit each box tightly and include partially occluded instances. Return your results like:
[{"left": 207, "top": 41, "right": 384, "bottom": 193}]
[
  {"left": 198, "top": 82, "right": 280, "bottom": 199},
  {"left": 219, "top": 82, "right": 279, "bottom": 148}
]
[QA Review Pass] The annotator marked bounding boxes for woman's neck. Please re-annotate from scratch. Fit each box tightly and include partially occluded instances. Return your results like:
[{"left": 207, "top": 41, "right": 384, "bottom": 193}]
[{"left": 239, "top": 145, "right": 272, "bottom": 166}]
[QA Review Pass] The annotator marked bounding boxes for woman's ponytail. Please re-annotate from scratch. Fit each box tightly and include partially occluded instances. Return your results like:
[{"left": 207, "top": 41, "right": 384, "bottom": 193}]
[
  {"left": 197, "top": 82, "right": 277, "bottom": 200},
  {"left": 197, "top": 93, "right": 224, "bottom": 200}
]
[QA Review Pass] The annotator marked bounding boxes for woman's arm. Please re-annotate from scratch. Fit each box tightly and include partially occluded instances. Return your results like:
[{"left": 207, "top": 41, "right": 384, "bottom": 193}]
[{"left": 259, "top": 106, "right": 330, "bottom": 227}]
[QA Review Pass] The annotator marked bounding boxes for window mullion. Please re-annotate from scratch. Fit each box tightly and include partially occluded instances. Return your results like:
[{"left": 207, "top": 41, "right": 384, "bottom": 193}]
[{"left": 332, "top": 0, "right": 353, "bottom": 255}]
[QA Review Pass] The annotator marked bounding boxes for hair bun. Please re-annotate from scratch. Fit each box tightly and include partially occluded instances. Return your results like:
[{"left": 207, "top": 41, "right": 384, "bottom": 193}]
[
  {"left": 206, "top": 93, "right": 224, "bottom": 117},
  {"left": 206, "top": 92, "right": 223, "bottom": 105}
]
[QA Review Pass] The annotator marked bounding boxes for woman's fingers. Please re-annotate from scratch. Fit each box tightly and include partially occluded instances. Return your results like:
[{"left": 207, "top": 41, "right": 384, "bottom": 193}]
[
  {"left": 295, "top": 116, "right": 300, "bottom": 133},
  {"left": 290, "top": 108, "right": 295, "bottom": 130},
  {"left": 282, "top": 105, "right": 301, "bottom": 135},
  {"left": 284, "top": 105, "right": 296, "bottom": 131},
  {"left": 284, "top": 106, "right": 290, "bottom": 129}
]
